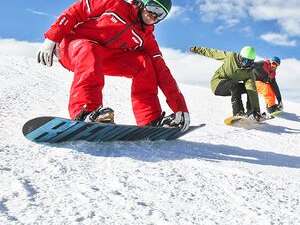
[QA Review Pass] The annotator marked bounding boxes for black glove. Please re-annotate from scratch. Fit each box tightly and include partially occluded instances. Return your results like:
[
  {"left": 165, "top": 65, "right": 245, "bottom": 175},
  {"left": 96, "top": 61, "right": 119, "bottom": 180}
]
[{"left": 277, "top": 101, "right": 283, "bottom": 110}]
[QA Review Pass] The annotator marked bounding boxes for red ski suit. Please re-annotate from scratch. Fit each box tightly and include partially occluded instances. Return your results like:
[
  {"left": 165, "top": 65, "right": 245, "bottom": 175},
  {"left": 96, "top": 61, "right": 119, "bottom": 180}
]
[{"left": 45, "top": 0, "right": 188, "bottom": 125}]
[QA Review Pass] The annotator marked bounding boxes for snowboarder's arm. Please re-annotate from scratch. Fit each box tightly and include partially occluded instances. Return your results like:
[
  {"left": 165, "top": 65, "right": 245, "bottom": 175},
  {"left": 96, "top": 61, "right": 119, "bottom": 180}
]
[
  {"left": 45, "top": 0, "right": 108, "bottom": 43},
  {"left": 154, "top": 57, "right": 189, "bottom": 112},
  {"left": 144, "top": 35, "right": 188, "bottom": 113},
  {"left": 190, "top": 46, "right": 230, "bottom": 60},
  {"left": 269, "top": 78, "right": 282, "bottom": 103}
]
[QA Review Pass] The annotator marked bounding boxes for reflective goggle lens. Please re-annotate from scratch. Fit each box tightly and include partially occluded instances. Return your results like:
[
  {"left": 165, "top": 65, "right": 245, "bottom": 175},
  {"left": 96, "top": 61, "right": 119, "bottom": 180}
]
[
  {"left": 145, "top": 4, "right": 167, "bottom": 21},
  {"left": 241, "top": 58, "right": 254, "bottom": 67},
  {"left": 271, "top": 61, "right": 279, "bottom": 67}
]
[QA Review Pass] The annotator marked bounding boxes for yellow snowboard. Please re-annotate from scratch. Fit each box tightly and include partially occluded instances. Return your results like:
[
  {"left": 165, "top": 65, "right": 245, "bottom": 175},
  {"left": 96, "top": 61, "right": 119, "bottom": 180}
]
[
  {"left": 224, "top": 116, "right": 244, "bottom": 126},
  {"left": 270, "top": 110, "right": 282, "bottom": 117},
  {"left": 224, "top": 113, "right": 275, "bottom": 127}
]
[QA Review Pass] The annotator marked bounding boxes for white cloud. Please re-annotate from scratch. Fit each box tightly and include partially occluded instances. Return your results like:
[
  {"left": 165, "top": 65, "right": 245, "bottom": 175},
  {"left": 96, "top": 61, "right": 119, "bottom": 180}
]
[
  {"left": 168, "top": 5, "right": 185, "bottom": 19},
  {"left": 260, "top": 33, "right": 297, "bottom": 46},
  {"left": 198, "top": 0, "right": 249, "bottom": 25},
  {"left": 0, "top": 39, "right": 298, "bottom": 101},
  {"left": 161, "top": 47, "right": 222, "bottom": 86},
  {"left": 278, "top": 19, "right": 300, "bottom": 36},
  {"left": 249, "top": 2, "right": 300, "bottom": 36},
  {"left": 26, "top": 8, "right": 54, "bottom": 18},
  {"left": 240, "top": 26, "right": 253, "bottom": 37},
  {"left": 276, "top": 58, "right": 300, "bottom": 90},
  {"left": 161, "top": 47, "right": 300, "bottom": 92},
  {"left": 196, "top": 0, "right": 300, "bottom": 42}
]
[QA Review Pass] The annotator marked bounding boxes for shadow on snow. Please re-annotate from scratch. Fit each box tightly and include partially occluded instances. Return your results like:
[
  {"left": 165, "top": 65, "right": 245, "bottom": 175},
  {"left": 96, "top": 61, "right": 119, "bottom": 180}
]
[
  {"left": 276, "top": 112, "right": 300, "bottom": 123},
  {"left": 254, "top": 122, "right": 300, "bottom": 134},
  {"left": 55, "top": 140, "right": 300, "bottom": 169}
]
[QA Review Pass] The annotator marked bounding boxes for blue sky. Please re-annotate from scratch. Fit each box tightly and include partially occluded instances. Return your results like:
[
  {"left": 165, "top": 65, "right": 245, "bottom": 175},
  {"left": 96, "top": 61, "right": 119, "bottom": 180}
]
[{"left": 1, "top": 0, "right": 299, "bottom": 59}]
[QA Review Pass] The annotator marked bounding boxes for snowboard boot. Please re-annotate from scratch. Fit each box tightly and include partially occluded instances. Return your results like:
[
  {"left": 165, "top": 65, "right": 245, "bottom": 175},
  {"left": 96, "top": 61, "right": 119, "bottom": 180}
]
[
  {"left": 147, "top": 111, "right": 166, "bottom": 127},
  {"left": 231, "top": 98, "right": 245, "bottom": 117},
  {"left": 74, "top": 105, "right": 115, "bottom": 124},
  {"left": 147, "top": 112, "right": 179, "bottom": 128},
  {"left": 234, "top": 111, "right": 246, "bottom": 117}
]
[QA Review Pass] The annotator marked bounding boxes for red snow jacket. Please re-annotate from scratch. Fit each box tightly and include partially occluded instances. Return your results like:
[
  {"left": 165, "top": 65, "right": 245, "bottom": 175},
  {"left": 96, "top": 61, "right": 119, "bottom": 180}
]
[
  {"left": 45, "top": 0, "right": 188, "bottom": 113},
  {"left": 262, "top": 60, "right": 276, "bottom": 79},
  {"left": 253, "top": 59, "right": 282, "bottom": 103}
]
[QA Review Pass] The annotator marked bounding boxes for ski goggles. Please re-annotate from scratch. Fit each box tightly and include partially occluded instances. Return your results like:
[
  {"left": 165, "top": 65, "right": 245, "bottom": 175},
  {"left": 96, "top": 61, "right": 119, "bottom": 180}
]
[
  {"left": 271, "top": 61, "right": 280, "bottom": 68},
  {"left": 241, "top": 57, "right": 254, "bottom": 68},
  {"left": 145, "top": 2, "right": 168, "bottom": 22}
]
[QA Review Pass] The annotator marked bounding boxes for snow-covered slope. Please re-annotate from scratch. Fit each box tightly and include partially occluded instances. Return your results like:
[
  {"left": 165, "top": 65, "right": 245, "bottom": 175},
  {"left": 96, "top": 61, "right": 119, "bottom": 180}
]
[{"left": 0, "top": 46, "right": 300, "bottom": 225}]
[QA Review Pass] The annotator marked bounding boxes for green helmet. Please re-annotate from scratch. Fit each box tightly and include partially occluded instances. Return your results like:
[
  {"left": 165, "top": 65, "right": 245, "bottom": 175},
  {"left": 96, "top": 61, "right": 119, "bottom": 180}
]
[
  {"left": 141, "top": 0, "right": 172, "bottom": 14},
  {"left": 240, "top": 46, "right": 256, "bottom": 60}
]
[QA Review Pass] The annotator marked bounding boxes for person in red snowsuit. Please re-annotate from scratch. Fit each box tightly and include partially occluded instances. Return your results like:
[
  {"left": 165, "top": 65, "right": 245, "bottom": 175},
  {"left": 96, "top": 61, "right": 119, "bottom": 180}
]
[
  {"left": 253, "top": 56, "right": 283, "bottom": 113},
  {"left": 37, "top": 0, "right": 190, "bottom": 131}
]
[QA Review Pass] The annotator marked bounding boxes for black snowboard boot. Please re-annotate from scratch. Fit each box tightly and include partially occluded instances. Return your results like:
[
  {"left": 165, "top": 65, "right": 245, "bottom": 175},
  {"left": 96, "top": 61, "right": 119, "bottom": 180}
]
[
  {"left": 231, "top": 96, "right": 245, "bottom": 116},
  {"left": 74, "top": 105, "right": 114, "bottom": 123},
  {"left": 147, "top": 112, "right": 166, "bottom": 127},
  {"left": 147, "top": 112, "right": 179, "bottom": 128}
]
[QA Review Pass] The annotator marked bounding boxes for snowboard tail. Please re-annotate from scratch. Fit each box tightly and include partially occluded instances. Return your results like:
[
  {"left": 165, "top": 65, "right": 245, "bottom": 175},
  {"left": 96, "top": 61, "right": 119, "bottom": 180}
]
[
  {"left": 23, "top": 116, "right": 204, "bottom": 143},
  {"left": 270, "top": 110, "right": 283, "bottom": 117},
  {"left": 224, "top": 113, "right": 274, "bottom": 126}
]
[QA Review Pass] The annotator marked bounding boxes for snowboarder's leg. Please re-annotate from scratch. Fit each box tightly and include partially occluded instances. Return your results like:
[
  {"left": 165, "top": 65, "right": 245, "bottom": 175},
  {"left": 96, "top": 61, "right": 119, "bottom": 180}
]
[
  {"left": 130, "top": 54, "right": 162, "bottom": 126},
  {"left": 65, "top": 39, "right": 106, "bottom": 119},
  {"left": 256, "top": 81, "right": 276, "bottom": 108},
  {"left": 102, "top": 51, "right": 162, "bottom": 126},
  {"left": 215, "top": 80, "right": 246, "bottom": 116},
  {"left": 246, "top": 94, "right": 252, "bottom": 115}
]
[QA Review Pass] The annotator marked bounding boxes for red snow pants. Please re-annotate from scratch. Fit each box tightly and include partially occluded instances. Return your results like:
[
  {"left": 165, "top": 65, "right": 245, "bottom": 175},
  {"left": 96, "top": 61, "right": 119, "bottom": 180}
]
[{"left": 59, "top": 38, "right": 162, "bottom": 126}]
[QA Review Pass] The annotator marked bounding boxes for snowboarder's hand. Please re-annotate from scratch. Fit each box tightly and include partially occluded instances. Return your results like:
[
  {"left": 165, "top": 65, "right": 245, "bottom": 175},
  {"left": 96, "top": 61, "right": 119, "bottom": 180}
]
[
  {"left": 248, "top": 111, "right": 262, "bottom": 122},
  {"left": 278, "top": 101, "right": 283, "bottom": 110},
  {"left": 190, "top": 46, "right": 198, "bottom": 53},
  {"left": 171, "top": 112, "right": 190, "bottom": 132},
  {"left": 37, "top": 39, "right": 57, "bottom": 67}
]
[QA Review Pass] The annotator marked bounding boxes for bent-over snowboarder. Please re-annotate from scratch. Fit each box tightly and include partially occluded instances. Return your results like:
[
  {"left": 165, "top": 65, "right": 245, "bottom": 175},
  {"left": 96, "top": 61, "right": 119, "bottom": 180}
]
[
  {"left": 190, "top": 46, "right": 263, "bottom": 121},
  {"left": 37, "top": 0, "right": 190, "bottom": 131},
  {"left": 253, "top": 56, "right": 283, "bottom": 114}
]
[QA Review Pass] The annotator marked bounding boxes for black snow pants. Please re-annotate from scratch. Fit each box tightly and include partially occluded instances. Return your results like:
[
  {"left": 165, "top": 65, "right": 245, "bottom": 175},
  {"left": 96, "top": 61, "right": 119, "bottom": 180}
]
[{"left": 214, "top": 80, "right": 251, "bottom": 115}]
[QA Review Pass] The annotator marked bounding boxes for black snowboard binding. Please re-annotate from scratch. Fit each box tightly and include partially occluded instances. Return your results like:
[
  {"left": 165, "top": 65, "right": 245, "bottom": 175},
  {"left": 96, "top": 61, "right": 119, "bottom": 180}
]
[
  {"left": 74, "top": 105, "right": 115, "bottom": 124},
  {"left": 148, "top": 112, "right": 180, "bottom": 128}
]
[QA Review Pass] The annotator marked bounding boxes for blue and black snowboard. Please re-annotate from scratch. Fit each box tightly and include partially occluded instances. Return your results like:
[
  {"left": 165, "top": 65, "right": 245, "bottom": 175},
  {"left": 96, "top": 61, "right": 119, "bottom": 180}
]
[{"left": 22, "top": 116, "right": 205, "bottom": 143}]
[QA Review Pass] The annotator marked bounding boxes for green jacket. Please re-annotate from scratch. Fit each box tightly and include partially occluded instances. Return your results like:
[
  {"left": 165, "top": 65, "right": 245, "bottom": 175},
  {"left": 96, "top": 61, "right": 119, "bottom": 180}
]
[{"left": 191, "top": 46, "right": 260, "bottom": 112}]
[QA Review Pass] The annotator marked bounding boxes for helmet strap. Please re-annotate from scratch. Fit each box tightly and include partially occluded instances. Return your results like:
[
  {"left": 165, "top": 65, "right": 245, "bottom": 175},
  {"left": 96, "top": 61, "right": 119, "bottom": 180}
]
[
  {"left": 133, "top": 0, "right": 144, "bottom": 8},
  {"left": 237, "top": 54, "right": 243, "bottom": 66},
  {"left": 137, "top": 8, "right": 147, "bottom": 30}
]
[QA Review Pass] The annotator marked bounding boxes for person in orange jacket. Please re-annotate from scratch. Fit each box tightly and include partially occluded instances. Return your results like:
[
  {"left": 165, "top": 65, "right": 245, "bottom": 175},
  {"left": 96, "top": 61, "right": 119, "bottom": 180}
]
[
  {"left": 253, "top": 56, "right": 283, "bottom": 114},
  {"left": 36, "top": 0, "right": 190, "bottom": 131}
]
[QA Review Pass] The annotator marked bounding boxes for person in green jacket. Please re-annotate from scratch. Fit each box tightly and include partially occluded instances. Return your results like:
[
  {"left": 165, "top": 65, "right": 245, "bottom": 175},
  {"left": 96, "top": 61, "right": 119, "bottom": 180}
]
[{"left": 190, "top": 46, "right": 262, "bottom": 120}]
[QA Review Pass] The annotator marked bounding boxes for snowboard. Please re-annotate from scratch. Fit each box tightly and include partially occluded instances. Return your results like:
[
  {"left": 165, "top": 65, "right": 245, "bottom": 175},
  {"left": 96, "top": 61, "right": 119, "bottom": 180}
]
[
  {"left": 224, "top": 113, "right": 274, "bottom": 126},
  {"left": 22, "top": 116, "right": 205, "bottom": 143},
  {"left": 269, "top": 110, "right": 283, "bottom": 117}
]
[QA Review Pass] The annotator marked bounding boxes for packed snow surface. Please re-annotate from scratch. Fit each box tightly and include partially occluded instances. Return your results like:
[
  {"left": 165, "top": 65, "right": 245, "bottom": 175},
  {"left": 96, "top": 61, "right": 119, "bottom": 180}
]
[{"left": 0, "top": 45, "right": 300, "bottom": 225}]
